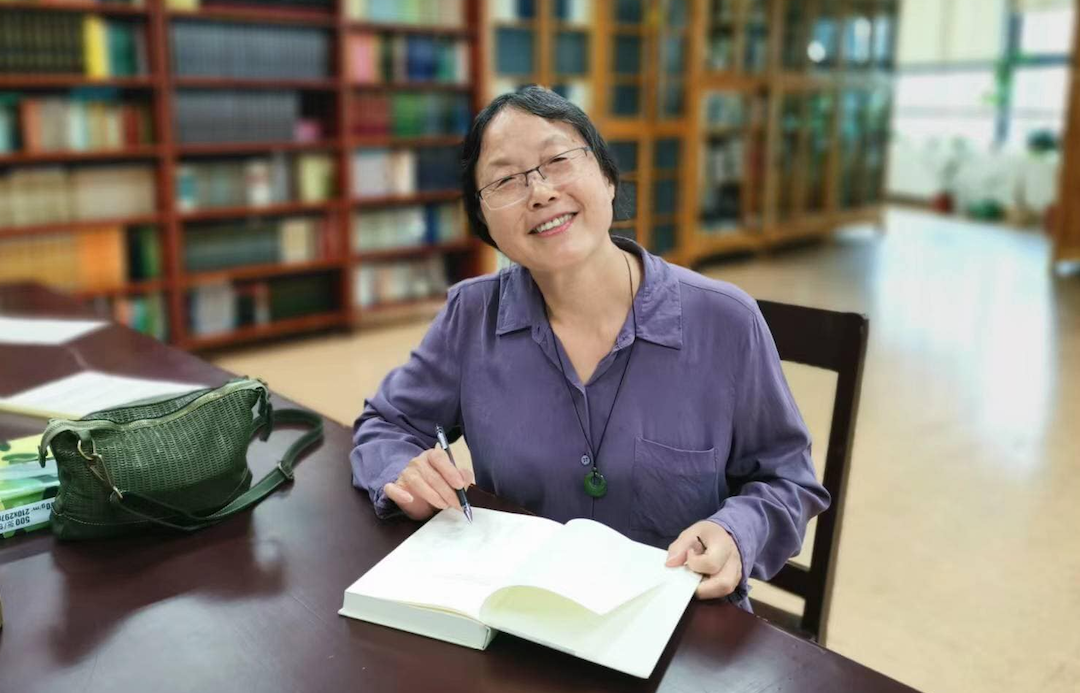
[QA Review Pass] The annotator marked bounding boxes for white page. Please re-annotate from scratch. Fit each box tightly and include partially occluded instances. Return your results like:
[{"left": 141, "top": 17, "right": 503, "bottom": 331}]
[
  {"left": 0, "top": 371, "right": 205, "bottom": 420},
  {"left": 480, "top": 563, "right": 701, "bottom": 678},
  {"left": 502, "top": 518, "right": 673, "bottom": 615},
  {"left": 0, "top": 316, "right": 106, "bottom": 345},
  {"left": 347, "top": 508, "right": 563, "bottom": 621}
]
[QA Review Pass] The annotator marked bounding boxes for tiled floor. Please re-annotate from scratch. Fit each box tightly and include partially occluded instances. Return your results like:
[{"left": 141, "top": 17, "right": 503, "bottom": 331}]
[{"left": 212, "top": 208, "right": 1080, "bottom": 693}]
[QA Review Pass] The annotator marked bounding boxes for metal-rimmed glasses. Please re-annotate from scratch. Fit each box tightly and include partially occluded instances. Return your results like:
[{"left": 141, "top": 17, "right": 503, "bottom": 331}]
[{"left": 477, "top": 147, "right": 593, "bottom": 210}]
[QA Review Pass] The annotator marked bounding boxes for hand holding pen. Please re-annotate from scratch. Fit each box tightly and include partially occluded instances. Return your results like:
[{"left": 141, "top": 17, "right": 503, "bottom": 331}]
[{"left": 381, "top": 425, "right": 475, "bottom": 522}]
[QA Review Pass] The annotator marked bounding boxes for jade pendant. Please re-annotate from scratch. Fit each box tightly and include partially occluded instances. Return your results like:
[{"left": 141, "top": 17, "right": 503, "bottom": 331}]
[{"left": 583, "top": 469, "right": 607, "bottom": 498}]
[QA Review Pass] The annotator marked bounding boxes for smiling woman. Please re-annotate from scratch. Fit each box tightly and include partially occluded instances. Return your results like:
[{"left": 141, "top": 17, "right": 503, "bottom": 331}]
[{"left": 349, "top": 86, "right": 831, "bottom": 608}]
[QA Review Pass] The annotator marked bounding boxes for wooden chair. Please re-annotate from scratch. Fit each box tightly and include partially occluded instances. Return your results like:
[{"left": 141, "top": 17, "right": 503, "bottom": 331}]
[{"left": 750, "top": 299, "right": 870, "bottom": 646}]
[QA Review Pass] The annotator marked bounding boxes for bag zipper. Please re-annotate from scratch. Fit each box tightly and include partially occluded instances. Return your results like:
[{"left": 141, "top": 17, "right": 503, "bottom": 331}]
[{"left": 38, "top": 378, "right": 268, "bottom": 466}]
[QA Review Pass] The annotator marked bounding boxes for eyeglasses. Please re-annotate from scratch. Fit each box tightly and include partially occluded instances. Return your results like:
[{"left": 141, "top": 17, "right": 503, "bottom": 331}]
[{"left": 477, "top": 147, "right": 593, "bottom": 210}]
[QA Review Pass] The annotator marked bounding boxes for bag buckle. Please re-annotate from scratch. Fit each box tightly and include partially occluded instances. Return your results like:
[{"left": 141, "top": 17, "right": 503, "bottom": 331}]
[
  {"left": 277, "top": 462, "right": 294, "bottom": 481},
  {"left": 77, "top": 438, "right": 124, "bottom": 501}
]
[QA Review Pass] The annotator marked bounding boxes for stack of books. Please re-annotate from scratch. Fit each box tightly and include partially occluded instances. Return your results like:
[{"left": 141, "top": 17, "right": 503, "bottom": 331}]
[
  {"left": 352, "top": 146, "right": 458, "bottom": 198},
  {"left": 351, "top": 202, "right": 464, "bottom": 252},
  {"left": 170, "top": 22, "right": 330, "bottom": 80},
  {"left": 352, "top": 255, "right": 448, "bottom": 308},
  {"left": 489, "top": 0, "right": 538, "bottom": 21},
  {"left": 346, "top": 34, "right": 470, "bottom": 84},
  {"left": 175, "top": 154, "right": 335, "bottom": 210},
  {"left": 173, "top": 91, "right": 325, "bottom": 145},
  {"left": 0, "top": 11, "right": 147, "bottom": 77},
  {"left": 0, "top": 434, "right": 58, "bottom": 540},
  {"left": 0, "top": 225, "right": 158, "bottom": 292},
  {"left": 351, "top": 92, "right": 470, "bottom": 138},
  {"left": 184, "top": 216, "right": 332, "bottom": 273},
  {"left": 8, "top": 92, "right": 153, "bottom": 153},
  {"left": 0, "top": 164, "right": 156, "bottom": 227},
  {"left": 346, "top": 0, "right": 464, "bottom": 27},
  {"left": 187, "top": 272, "right": 337, "bottom": 336},
  {"left": 86, "top": 291, "right": 168, "bottom": 341}
]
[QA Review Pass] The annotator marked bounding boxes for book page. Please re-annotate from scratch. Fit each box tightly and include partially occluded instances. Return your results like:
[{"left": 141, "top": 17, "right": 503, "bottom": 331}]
[
  {"left": 480, "top": 564, "right": 701, "bottom": 678},
  {"left": 0, "top": 316, "right": 106, "bottom": 345},
  {"left": 500, "top": 518, "right": 676, "bottom": 615},
  {"left": 346, "top": 508, "right": 562, "bottom": 621},
  {"left": 0, "top": 371, "right": 205, "bottom": 420}
]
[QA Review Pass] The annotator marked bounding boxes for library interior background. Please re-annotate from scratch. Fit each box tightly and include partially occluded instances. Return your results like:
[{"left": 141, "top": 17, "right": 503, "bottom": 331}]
[{"left": 2, "top": 1, "right": 1079, "bottom": 692}]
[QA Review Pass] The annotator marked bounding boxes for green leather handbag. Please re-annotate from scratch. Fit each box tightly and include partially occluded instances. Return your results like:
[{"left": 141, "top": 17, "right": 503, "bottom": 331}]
[{"left": 36, "top": 377, "right": 323, "bottom": 540}]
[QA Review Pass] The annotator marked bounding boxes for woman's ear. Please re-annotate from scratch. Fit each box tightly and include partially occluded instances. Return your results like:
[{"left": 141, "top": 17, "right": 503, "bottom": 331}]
[{"left": 607, "top": 177, "right": 616, "bottom": 202}]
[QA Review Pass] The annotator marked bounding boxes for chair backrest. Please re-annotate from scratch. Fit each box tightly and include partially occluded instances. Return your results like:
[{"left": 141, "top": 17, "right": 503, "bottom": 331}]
[{"left": 755, "top": 299, "right": 870, "bottom": 646}]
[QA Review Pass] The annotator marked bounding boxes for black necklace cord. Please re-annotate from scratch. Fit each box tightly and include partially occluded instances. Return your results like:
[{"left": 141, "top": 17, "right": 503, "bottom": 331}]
[{"left": 547, "top": 251, "right": 638, "bottom": 489}]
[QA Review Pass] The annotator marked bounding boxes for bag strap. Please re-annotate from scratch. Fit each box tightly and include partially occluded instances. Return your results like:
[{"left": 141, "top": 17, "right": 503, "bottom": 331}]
[{"left": 102, "top": 408, "right": 324, "bottom": 532}]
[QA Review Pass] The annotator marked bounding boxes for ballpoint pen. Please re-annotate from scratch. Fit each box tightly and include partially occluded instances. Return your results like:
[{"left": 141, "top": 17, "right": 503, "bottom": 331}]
[{"left": 435, "top": 424, "right": 473, "bottom": 524}]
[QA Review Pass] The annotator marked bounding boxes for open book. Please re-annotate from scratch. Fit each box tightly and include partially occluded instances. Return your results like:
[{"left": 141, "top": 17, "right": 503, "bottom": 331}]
[{"left": 339, "top": 508, "right": 701, "bottom": 679}]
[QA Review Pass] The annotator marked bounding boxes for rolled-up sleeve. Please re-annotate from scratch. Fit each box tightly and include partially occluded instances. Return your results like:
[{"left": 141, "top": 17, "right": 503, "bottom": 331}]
[
  {"left": 351, "top": 286, "right": 464, "bottom": 518},
  {"left": 708, "top": 302, "right": 831, "bottom": 602}
]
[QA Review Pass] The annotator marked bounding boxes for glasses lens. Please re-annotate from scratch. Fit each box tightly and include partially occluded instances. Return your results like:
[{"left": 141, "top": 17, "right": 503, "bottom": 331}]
[
  {"left": 481, "top": 149, "right": 590, "bottom": 210},
  {"left": 482, "top": 177, "right": 528, "bottom": 209}
]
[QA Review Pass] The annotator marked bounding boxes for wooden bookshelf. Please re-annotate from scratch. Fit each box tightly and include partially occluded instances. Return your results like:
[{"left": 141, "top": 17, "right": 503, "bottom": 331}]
[
  {"left": 349, "top": 135, "right": 464, "bottom": 148},
  {"left": 353, "top": 239, "right": 474, "bottom": 262},
  {"left": 167, "top": 7, "right": 335, "bottom": 26},
  {"left": 348, "top": 23, "right": 475, "bottom": 39},
  {"left": 175, "top": 141, "right": 340, "bottom": 156},
  {"left": 184, "top": 258, "right": 343, "bottom": 286},
  {"left": 0, "top": 145, "right": 161, "bottom": 165},
  {"left": 180, "top": 312, "right": 344, "bottom": 351},
  {"left": 0, "top": 0, "right": 487, "bottom": 350},
  {"left": 170, "top": 77, "right": 339, "bottom": 91},
  {"left": 0, "top": 76, "right": 155, "bottom": 88},
  {"left": 73, "top": 279, "right": 168, "bottom": 299},
  {"left": 0, "top": 1, "right": 149, "bottom": 15},
  {"left": 0, "top": 215, "right": 165, "bottom": 241},
  {"left": 483, "top": 0, "right": 899, "bottom": 267},
  {"left": 178, "top": 201, "right": 336, "bottom": 221},
  {"left": 1052, "top": 15, "right": 1080, "bottom": 269},
  {"left": 352, "top": 82, "right": 473, "bottom": 93},
  {"left": 353, "top": 191, "right": 462, "bottom": 207}
]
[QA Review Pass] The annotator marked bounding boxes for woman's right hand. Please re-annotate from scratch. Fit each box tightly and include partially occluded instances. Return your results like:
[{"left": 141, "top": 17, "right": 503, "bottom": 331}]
[{"left": 382, "top": 448, "right": 475, "bottom": 521}]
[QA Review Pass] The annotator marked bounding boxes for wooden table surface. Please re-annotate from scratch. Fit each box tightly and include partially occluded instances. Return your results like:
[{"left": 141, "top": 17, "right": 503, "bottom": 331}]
[{"left": 0, "top": 283, "right": 920, "bottom": 692}]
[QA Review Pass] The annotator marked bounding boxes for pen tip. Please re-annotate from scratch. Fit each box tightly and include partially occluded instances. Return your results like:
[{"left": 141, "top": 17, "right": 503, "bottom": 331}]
[{"left": 464, "top": 506, "right": 473, "bottom": 524}]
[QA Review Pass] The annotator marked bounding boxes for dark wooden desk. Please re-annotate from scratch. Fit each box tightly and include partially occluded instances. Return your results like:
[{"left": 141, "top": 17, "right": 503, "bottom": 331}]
[{"left": 0, "top": 284, "right": 920, "bottom": 693}]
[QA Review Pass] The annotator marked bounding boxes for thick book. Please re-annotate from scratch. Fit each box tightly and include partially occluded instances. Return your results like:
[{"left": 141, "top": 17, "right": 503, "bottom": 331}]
[
  {"left": 1, "top": 434, "right": 59, "bottom": 539},
  {"left": 339, "top": 508, "right": 700, "bottom": 679}
]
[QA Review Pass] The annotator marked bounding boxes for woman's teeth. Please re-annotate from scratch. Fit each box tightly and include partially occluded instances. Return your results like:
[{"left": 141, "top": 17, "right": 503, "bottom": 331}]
[{"left": 531, "top": 213, "right": 574, "bottom": 234}]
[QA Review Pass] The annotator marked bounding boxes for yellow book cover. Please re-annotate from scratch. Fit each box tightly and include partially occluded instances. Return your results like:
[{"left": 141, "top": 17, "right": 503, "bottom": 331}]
[
  {"left": 166, "top": 0, "right": 201, "bottom": 10},
  {"left": 83, "top": 16, "right": 109, "bottom": 79},
  {"left": 76, "top": 228, "right": 108, "bottom": 291}
]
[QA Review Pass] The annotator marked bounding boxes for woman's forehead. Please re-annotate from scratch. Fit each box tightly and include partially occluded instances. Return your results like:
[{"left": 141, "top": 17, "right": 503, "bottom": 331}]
[{"left": 478, "top": 110, "right": 582, "bottom": 169}]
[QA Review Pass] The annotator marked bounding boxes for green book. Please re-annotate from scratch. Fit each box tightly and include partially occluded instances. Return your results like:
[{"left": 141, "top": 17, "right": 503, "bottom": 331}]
[{"left": 0, "top": 434, "right": 58, "bottom": 539}]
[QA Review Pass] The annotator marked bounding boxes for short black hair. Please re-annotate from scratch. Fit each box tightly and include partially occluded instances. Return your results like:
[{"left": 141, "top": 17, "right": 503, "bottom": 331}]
[{"left": 460, "top": 85, "right": 621, "bottom": 249}]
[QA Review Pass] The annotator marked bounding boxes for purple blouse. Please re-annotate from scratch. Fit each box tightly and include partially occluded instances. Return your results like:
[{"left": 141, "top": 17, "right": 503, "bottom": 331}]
[{"left": 351, "top": 238, "right": 830, "bottom": 605}]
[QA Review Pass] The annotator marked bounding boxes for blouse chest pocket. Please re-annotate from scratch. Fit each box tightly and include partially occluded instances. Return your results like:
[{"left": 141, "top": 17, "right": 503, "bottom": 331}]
[{"left": 630, "top": 437, "right": 722, "bottom": 542}]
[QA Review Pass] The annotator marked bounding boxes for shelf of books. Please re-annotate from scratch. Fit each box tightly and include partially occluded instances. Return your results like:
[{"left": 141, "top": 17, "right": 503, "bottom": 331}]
[
  {"left": 0, "top": 0, "right": 484, "bottom": 350},
  {"left": 687, "top": 0, "right": 898, "bottom": 264},
  {"left": 481, "top": 0, "right": 897, "bottom": 267}
]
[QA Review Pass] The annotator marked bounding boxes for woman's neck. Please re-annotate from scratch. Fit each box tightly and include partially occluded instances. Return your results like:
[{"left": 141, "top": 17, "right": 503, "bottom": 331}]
[{"left": 531, "top": 242, "right": 641, "bottom": 334}]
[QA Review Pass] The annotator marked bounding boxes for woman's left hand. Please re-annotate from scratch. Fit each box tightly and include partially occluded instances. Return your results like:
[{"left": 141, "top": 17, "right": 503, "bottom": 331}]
[{"left": 665, "top": 520, "right": 744, "bottom": 600}]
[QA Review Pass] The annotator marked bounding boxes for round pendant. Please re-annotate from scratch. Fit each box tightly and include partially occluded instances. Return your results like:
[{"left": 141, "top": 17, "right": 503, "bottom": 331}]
[{"left": 583, "top": 469, "right": 608, "bottom": 498}]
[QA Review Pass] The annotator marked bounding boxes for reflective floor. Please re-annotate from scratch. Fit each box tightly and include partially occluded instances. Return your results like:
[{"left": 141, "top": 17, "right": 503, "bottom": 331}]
[{"left": 214, "top": 208, "right": 1080, "bottom": 693}]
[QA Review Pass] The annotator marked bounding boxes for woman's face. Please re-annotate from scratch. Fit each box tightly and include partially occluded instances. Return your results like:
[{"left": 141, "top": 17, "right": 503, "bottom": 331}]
[{"left": 475, "top": 109, "right": 616, "bottom": 273}]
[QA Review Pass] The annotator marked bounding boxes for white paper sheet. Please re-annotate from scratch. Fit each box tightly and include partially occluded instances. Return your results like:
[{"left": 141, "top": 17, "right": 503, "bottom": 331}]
[
  {"left": 504, "top": 518, "right": 672, "bottom": 615},
  {"left": 0, "top": 316, "right": 106, "bottom": 345},
  {"left": 0, "top": 371, "right": 206, "bottom": 419},
  {"left": 348, "top": 508, "right": 563, "bottom": 621}
]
